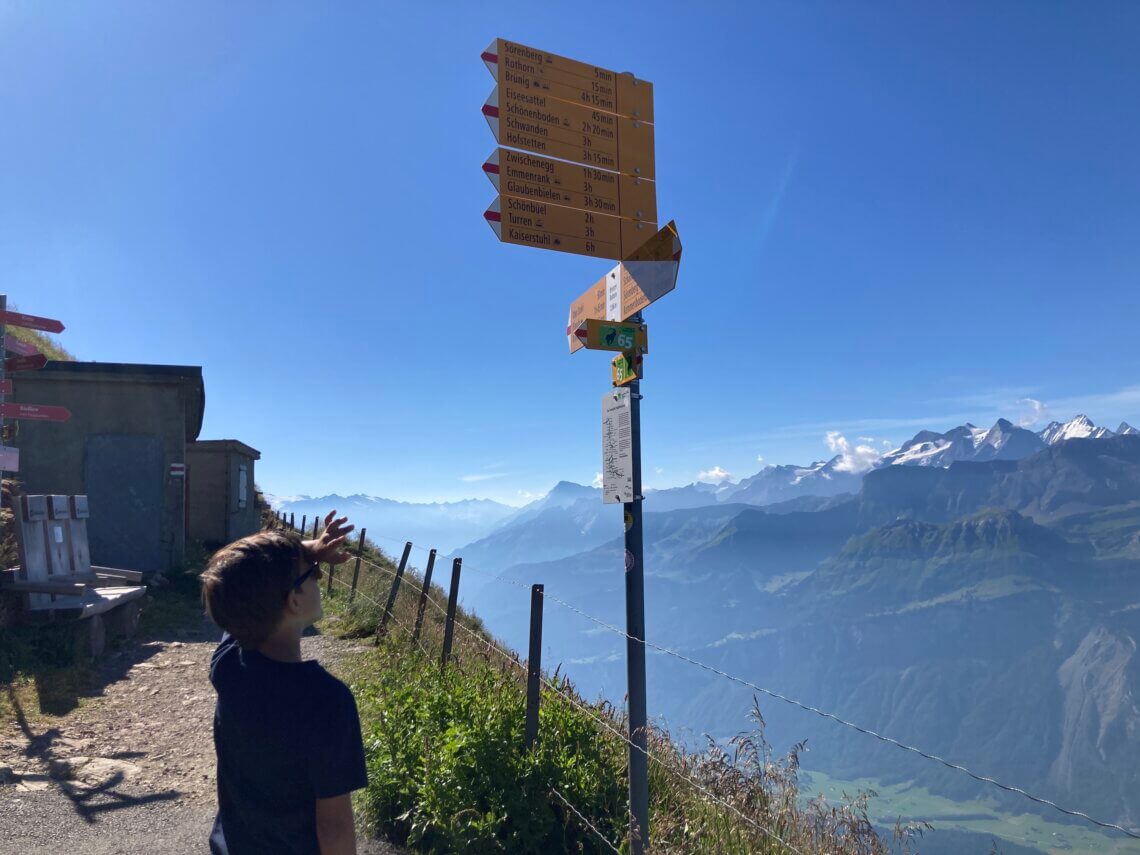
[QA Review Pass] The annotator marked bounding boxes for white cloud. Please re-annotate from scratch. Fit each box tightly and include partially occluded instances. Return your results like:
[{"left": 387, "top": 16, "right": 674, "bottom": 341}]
[
  {"left": 697, "top": 465, "right": 733, "bottom": 483},
  {"left": 824, "top": 431, "right": 883, "bottom": 474},
  {"left": 755, "top": 455, "right": 765, "bottom": 464},
  {"left": 1016, "top": 397, "right": 1049, "bottom": 427},
  {"left": 654, "top": 466, "right": 665, "bottom": 475},
  {"left": 516, "top": 489, "right": 538, "bottom": 501},
  {"left": 591, "top": 472, "right": 603, "bottom": 488},
  {"left": 459, "top": 472, "right": 507, "bottom": 483}
]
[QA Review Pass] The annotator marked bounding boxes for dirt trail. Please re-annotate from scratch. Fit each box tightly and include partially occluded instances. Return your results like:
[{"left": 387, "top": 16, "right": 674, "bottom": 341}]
[{"left": 0, "top": 613, "right": 398, "bottom": 854}]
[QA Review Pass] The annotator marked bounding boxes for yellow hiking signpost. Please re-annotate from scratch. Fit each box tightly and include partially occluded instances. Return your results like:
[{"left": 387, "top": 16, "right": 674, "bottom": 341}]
[
  {"left": 483, "top": 148, "right": 657, "bottom": 223},
  {"left": 482, "top": 86, "right": 656, "bottom": 180},
  {"left": 482, "top": 39, "right": 654, "bottom": 123},
  {"left": 483, "top": 196, "right": 654, "bottom": 261},
  {"left": 611, "top": 350, "right": 643, "bottom": 386},
  {"left": 566, "top": 221, "right": 681, "bottom": 352},
  {"left": 572, "top": 319, "right": 648, "bottom": 353},
  {"left": 479, "top": 40, "right": 680, "bottom": 853}
]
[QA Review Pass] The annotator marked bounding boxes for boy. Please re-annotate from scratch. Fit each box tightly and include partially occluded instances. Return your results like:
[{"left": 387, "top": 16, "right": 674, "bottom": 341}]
[{"left": 200, "top": 511, "right": 366, "bottom": 855}]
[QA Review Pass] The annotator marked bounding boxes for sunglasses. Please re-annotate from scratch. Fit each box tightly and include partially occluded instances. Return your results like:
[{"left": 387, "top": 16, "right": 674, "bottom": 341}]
[{"left": 293, "top": 561, "right": 323, "bottom": 590}]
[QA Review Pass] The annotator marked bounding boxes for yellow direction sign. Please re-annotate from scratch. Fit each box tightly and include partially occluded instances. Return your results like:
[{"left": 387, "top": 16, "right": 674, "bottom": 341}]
[
  {"left": 573, "top": 319, "right": 648, "bottom": 353},
  {"left": 483, "top": 148, "right": 657, "bottom": 223},
  {"left": 612, "top": 350, "right": 644, "bottom": 386},
  {"left": 484, "top": 197, "right": 655, "bottom": 261},
  {"left": 483, "top": 38, "right": 654, "bottom": 123},
  {"left": 483, "top": 87, "right": 655, "bottom": 180},
  {"left": 566, "top": 221, "right": 682, "bottom": 352}
]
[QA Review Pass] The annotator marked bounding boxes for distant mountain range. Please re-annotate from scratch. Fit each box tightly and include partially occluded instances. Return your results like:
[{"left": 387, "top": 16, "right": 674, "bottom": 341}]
[
  {"left": 264, "top": 493, "right": 515, "bottom": 554},
  {"left": 268, "top": 414, "right": 1134, "bottom": 567},
  {"left": 267, "top": 413, "right": 1140, "bottom": 839},
  {"left": 465, "top": 434, "right": 1140, "bottom": 836},
  {"left": 883, "top": 414, "right": 1136, "bottom": 468}
]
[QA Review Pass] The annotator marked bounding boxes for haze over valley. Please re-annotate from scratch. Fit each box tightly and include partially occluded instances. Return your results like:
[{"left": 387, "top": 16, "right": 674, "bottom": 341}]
[{"left": 271, "top": 413, "right": 1140, "bottom": 850}]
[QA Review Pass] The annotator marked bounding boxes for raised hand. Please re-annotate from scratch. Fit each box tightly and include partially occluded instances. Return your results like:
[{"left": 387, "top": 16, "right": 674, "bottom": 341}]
[{"left": 307, "top": 510, "right": 356, "bottom": 565}]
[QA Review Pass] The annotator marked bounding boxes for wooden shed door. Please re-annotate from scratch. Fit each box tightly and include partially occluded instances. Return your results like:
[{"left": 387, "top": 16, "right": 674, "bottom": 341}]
[{"left": 84, "top": 434, "right": 164, "bottom": 573}]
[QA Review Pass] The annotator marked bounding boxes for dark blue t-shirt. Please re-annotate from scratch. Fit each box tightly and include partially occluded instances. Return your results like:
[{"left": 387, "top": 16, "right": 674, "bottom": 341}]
[{"left": 208, "top": 633, "right": 368, "bottom": 854}]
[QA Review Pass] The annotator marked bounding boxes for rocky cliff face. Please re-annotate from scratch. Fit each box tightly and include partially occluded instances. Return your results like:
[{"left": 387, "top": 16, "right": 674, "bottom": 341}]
[{"left": 1050, "top": 624, "right": 1140, "bottom": 828}]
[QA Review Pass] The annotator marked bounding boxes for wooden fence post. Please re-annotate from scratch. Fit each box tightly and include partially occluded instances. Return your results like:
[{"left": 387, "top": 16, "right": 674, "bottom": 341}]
[
  {"left": 312, "top": 517, "right": 320, "bottom": 538},
  {"left": 289, "top": 512, "right": 295, "bottom": 530},
  {"left": 525, "top": 583, "right": 544, "bottom": 750},
  {"left": 348, "top": 528, "right": 367, "bottom": 604},
  {"left": 440, "top": 558, "right": 462, "bottom": 671},
  {"left": 300, "top": 515, "right": 307, "bottom": 536},
  {"left": 377, "top": 542, "right": 412, "bottom": 639},
  {"left": 412, "top": 548, "right": 437, "bottom": 643}
]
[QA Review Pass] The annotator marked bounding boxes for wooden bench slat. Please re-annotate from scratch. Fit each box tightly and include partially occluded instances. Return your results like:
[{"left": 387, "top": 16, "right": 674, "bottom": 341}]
[
  {"left": 89, "top": 566, "right": 145, "bottom": 583},
  {"left": 2, "top": 580, "right": 89, "bottom": 596}
]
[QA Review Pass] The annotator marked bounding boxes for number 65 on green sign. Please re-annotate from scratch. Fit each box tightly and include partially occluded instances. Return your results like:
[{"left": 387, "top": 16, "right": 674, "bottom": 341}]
[{"left": 573, "top": 319, "right": 648, "bottom": 353}]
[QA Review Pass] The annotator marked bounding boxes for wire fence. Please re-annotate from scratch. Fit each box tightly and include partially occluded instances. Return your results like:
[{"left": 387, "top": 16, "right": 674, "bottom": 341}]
[
  {"left": 392, "top": 558, "right": 804, "bottom": 853},
  {"left": 278, "top": 512, "right": 1140, "bottom": 843}
]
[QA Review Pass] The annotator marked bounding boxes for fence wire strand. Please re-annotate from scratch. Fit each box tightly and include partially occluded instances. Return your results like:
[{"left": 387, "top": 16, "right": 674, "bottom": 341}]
[
  {"left": 282, "top": 517, "right": 1140, "bottom": 840},
  {"left": 414, "top": 584, "right": 802, "bottom": 853},
  {"left": 550, "top": 787, "right": 622, "bottom": 854}
]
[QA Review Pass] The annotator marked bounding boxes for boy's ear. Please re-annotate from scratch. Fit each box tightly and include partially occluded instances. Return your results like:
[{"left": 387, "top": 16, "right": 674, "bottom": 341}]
[{"left": 284, "top": 588, "right": 304, "bottom": 617}]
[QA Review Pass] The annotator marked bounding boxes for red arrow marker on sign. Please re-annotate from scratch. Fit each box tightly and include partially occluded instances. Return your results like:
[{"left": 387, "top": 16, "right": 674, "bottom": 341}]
[
  {"left": 0, "top": 311, "right": 64, "bottom": 334},
  {"left": 4, "top": 354, "right": 47, "bottom": 372},
  {"left": 4, "top": 336, "right": 39, "bottom": 357},
  {"left": 0, "top": 403, "right": 71, "bottom": 422}
]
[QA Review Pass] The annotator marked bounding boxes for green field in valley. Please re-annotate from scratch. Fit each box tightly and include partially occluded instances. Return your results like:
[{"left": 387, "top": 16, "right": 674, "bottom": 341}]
[{"left": 800, "top": 769, "right": 1140, "bottom": 855}]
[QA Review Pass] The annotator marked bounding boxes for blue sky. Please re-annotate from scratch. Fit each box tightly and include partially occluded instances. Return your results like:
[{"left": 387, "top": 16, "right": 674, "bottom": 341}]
[{"left": 4, "top": 1, "right": 1139, "bottom": 504}]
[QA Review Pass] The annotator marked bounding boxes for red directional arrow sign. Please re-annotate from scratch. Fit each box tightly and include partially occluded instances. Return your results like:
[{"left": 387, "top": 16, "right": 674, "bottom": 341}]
[
  {"left": 0, "top": 403, "right": 71, "bottom": 422},
  {"left": 0, "top": 310, "right": 64, "bottom": 334},
  {"left": 4, "top": 354, "right": 47, "bottom": 372},
  {"left": 4, "top": 336, "right": 39, "bottom": 357}
]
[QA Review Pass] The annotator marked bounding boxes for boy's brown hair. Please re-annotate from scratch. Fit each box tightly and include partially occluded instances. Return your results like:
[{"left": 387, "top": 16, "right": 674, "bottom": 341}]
[{"left": 200, "top": 530, "right": 305, "bottom": 648}]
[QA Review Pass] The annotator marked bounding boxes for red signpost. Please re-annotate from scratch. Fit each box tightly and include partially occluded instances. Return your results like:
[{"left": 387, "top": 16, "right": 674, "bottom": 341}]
[
  {"left": 0, "top": 297, "right": 68, "bottom": 477},
  {"left": 4, "top": 336, "right": 40, "bottom": 357},
  {"left": 0, "top": 402, "right": 71, "bottom": 422},
  {"left": 0, "top": 310, "right": 65, "bottom": 334},
  {"left": 4, "top": 354, "right": 47, "bottom": 372}
]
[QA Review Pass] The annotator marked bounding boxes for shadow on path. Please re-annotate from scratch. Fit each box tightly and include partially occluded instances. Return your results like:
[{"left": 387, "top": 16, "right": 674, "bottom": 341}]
[{"left": 6, "top": 682, "right": 181, "bottom": 824}]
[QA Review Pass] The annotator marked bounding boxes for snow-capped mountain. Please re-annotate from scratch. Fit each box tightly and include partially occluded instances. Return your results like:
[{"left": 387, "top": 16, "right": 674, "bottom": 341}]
[
  {"left": 881, "top": 419, "right": 1045, "bottom": 468},
  {"left": 1119, "top": 422, "right": 1139, "bottom": 436},
  {"left": 1039, "top": 414, "right": 1117, "bottom": 445},
  {"left": 718, "top": 456, "right": 863, "bottom": 505},
  {"left": 263, "top": 493, "right": 312, "bottom": 510}
]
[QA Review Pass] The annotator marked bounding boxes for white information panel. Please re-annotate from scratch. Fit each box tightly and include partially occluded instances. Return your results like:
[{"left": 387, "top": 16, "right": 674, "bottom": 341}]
[{"left": 601, "top": 387, "right": 634, "bottom": 504}]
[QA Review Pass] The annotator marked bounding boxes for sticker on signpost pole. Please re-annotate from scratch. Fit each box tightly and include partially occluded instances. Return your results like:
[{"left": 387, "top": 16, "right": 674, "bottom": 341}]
[
  {"left": 0, "top": 445, "right": 18, "bottom": 472},
  {"left": 602, "top": 387, "right": 634, "bottom": 504},
  {"left": 624, "top": 549, "right": 636, "bottom": 571}
]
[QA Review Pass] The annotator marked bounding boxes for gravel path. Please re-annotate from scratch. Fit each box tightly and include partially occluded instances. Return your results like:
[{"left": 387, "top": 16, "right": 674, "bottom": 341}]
[{"left": 0, "top": 613, "right": 400, "bottom": 854}]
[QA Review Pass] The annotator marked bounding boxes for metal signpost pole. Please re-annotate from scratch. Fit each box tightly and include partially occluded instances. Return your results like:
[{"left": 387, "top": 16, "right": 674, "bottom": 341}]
[
  {"left": 479, "top": 41, "right": 674, "bottom": 851},
  {"left": 623, "top": 322, "right": 649, "bottom": 854}
]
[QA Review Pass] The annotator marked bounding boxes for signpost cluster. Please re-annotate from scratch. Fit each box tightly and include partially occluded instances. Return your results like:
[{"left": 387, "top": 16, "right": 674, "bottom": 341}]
[
  {"left": 480, "top": 39, "right": 683, "bottom": 853},
  {"left": 0, "top": 294, "right": 70, "bottom": 480}
]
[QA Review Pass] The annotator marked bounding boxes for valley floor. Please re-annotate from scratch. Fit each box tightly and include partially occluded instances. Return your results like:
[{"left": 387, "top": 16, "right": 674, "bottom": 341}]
[{"left": 801, "top": 769, "right": 1140, "bottom": 855}]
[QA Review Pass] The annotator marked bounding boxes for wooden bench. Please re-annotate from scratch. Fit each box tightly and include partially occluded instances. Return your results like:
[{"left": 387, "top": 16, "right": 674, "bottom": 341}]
[{"left": 5, "top": 494, "right": 148, "bottom": 655}]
